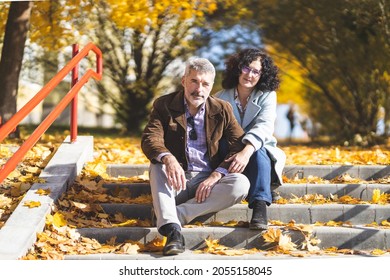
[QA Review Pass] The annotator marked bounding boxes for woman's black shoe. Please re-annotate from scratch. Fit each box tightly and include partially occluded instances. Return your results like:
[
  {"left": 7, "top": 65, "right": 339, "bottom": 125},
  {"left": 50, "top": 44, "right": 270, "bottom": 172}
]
[
  {"left": 163, "top": 229, "right": 185, "bottom": 256},
  {"left": 249, "top": 200, "right": 268, "bottom": 230}
]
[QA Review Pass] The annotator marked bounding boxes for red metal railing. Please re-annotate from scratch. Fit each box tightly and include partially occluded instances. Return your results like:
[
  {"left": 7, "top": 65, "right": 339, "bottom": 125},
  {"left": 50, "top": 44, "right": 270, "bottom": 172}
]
[{"left": 0, "top": 42, "right": 102, "bottom": 184}]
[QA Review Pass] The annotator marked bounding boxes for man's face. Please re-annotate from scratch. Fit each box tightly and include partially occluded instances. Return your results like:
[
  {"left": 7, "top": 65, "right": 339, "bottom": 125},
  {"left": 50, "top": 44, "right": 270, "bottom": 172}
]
[{"left": 182, "top": 69, "right": 214, "bottom": 111}]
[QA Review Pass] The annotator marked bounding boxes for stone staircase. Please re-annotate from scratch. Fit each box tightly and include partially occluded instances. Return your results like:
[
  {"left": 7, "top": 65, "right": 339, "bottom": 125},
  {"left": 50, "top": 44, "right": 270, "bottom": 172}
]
[{"left": 66, "top": 163, "right": 390, "bottom": 260}]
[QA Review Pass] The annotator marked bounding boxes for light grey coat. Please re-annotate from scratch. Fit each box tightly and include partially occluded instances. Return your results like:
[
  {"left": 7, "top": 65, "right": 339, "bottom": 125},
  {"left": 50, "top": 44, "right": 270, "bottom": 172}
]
[{"left": 215, "top": 88, "right": 286, "bottom": 185}]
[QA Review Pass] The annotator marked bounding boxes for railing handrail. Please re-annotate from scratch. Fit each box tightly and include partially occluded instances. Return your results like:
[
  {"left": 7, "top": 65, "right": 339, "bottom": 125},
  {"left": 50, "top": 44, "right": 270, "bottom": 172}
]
[{"left": 0, "top": 42, "right": 103, "bottom": 184}]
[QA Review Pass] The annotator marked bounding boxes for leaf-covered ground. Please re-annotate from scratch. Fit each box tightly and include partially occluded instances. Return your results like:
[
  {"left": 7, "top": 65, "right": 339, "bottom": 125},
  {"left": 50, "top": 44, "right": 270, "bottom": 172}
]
[{"left": 2, "top": 130, "right": 390, "bottom": 259}]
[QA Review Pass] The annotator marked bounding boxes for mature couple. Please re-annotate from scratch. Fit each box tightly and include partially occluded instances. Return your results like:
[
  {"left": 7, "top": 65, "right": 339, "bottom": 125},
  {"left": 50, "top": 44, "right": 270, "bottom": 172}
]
[{"left": 141, "top": 48, "right": 286, "bottom": 256}]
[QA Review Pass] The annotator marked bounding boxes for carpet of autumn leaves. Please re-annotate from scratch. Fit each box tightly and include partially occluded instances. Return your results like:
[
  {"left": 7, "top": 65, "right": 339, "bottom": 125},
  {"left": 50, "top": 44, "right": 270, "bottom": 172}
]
[{"left": 2, "top": 129, "right": 390, "bottom": 259}]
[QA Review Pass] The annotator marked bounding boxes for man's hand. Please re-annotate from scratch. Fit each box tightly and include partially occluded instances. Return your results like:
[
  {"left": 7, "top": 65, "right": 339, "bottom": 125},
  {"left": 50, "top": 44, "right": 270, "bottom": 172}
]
[
  {"left": 195, "top": 171, "right": 222, "bottom": 203},
  {"left": 225, "top": 144, "right": 254, "bottom": 173},
  {"left": 162, "top": 155, "right": 187, "bottom": 191}
]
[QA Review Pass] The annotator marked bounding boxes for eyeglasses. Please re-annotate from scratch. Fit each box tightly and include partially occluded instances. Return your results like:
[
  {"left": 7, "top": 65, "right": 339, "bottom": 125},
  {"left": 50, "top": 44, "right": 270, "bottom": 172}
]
[
  {"left": 187, "top": 116, "right": 197, "bottom": 140},
  {"left": 241, "top": 65, "right": 261, "bottom": 77}
]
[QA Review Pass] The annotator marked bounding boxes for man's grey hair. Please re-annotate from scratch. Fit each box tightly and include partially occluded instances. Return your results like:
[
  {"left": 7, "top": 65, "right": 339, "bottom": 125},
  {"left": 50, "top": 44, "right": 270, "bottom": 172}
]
[{"left": 184, "top": 57, "right": 216, "bottom": 80}]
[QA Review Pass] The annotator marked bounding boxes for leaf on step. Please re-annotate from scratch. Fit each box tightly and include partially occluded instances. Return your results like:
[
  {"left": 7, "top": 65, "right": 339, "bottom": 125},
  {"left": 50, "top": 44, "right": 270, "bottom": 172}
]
[
  {"left": 278, "top": 232, "right": 297, "bottom": 251},
  {"left": 275, "top": 197, "right": 288, "bottom": 204},
  {"left": 325, "top": 220, "right": 343, "bottom": 227},
  {"left": 208, "top": 221, "right": 224, "bottom": 226},
  {"left": 336, "top": 248, "right": 354, "bottom": 255},
  {"left": 371, "top": 189, "right": 389, "bottom": 204},
  {"left": 66, "top": 227, "right": 81, "bottom": 240},
  {"left": 138, "top": 171, "right": 149, "bottom": 181},
  {"left": 262, "top": 228, "right": 297, "bottom": 252},
  {"left": 53, "top": 212, "right": 67, "bottom": 227},
  {"left": 185, "top": 221, "right": 204, "bottom": 227},
  {"left": 269, "top": 219, "right": 286, "bottom": 226},
  {"left": 131, "top": 194, "right": 153, "bottom": 204},
  {"left": 138, "top": 219, "right": 153, "bottom": 227},
  {"left": 7, "top": 170, "right": 21, "bottom": 179},
  {"left": 223, "top": 220, "right": 239, "bottom": 227},
  {"left": 0, "top": 194, "right": 12, "bottom": 208},
  {"left": 83, "top": 180, "right": 101, "bottom": 192},
  {"left": 35, "top": 188, "right": 51, "bottom": 196},
  {"left": 215, "top": 249, "right": 246, "bottom": 256},
  {"left": 23, "top": 200, "right": 41, "bottom": 208},
  {"left": 25, "top": 166, "right": 40, "bottom": 174},
  {"left": 95, "top": 245, "right": 116, "bottom": 254},
  {"left": 141, "top": 237, "right": 164, "bottom": 252},
  {"left": 301, "top": 238, "right": 320, "bottom": 252},
  {"left": 262, "top": 228, "right": 281, "bottom": 243},
  {"left": 331, "top": 173, "right": 361, "bottom": 183},
  {"left": 324, "top": 246, "right": 338, "bottom": 253},
  {"left": 381, "top": 220, "right": 390, "bottom": 227},
  {"left": 83, "top": 160, "right": 108, "bottom": 178},
  {"left": 97, "top": 213, "right": 109, "bottom": 219},
  {"left": 338, "top": 195, "right": 361, "bottom": 204},
  {"left": 200, "top": 237, "right": 258, "bottom": 256},
  {"left": 371, "top": 249, "right": 386, "bottom": 256},
  {"left": 204, "top": 237, "right": 223, "bottom": 252},
  {"left": 70, "top": 201, "right": 91, "bottom": 212},
  {"left": 112, "top": 219, "right": 138, "bottom": 227},
  {"left": 120, "top": 243, "right": 140, "bottom": 254},
  {"left": 103, "top": 236, "right": 116, "bottom": 246}
]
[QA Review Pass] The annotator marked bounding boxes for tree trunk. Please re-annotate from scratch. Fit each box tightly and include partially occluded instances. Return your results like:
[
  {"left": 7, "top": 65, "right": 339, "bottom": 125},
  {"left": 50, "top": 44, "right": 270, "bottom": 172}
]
[{"left": 0, "top": 1, "right": 33, "bottom": 138}]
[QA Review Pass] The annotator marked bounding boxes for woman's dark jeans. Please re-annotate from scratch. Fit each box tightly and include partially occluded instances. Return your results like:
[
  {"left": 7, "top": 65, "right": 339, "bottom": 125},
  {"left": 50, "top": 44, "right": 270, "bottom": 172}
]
[{"left": 219, "top": 139, "right": 273, "bottom": 208}]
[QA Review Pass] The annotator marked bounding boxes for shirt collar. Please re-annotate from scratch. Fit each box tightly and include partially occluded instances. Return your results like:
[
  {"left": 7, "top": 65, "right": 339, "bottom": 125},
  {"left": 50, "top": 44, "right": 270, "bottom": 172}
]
[{"left": 184, "top": 99, "right": 206, "bottom": 117}]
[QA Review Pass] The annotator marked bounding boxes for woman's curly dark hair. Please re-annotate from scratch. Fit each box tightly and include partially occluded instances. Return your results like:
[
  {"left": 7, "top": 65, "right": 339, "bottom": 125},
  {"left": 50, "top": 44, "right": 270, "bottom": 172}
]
[{"left": 221, "top": 48, "right": 280, "bottom": 92}]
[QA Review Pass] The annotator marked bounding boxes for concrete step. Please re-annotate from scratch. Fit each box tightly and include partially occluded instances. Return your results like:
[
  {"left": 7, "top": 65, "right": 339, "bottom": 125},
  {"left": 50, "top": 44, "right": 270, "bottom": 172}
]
[
  {"left": 74, "top": 225, "right": 390, "bottom": 252},
  {"left": 100, "top": 203, "right": 390, "bottom": 226},
  {"left": 106, "top": 164, "right": 390, "bottom": 180}
]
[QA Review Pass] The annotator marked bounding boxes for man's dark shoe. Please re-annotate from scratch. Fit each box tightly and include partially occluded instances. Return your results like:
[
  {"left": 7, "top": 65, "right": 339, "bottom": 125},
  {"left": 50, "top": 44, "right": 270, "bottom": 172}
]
[
  {"left": 249, "top": 200, "right": 268, "bottom": 230},
  {"left": 163, "top": 229, "right": 185, "bottom": 256}
]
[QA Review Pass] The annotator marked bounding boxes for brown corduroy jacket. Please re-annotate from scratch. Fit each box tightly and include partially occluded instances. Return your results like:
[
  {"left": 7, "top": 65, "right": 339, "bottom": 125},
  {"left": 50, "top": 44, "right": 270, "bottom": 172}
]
[{"left": 141, "top": 91, "right": 245, "bottom": 171}]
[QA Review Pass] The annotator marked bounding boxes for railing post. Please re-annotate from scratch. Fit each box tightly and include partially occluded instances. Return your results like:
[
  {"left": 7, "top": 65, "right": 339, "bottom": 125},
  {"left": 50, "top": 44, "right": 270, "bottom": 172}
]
[{"left": 70, "top": 43, "right": 79, "bottom": 143}]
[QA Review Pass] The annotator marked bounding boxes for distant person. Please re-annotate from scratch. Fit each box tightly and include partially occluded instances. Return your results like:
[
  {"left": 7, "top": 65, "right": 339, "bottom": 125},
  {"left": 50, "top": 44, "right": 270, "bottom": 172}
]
[
  {"left": 141, "top": 57, "right": 250, "bottom": 256},
  {"left": 215, "top": 48, "right": 286, "bottom": 230}
]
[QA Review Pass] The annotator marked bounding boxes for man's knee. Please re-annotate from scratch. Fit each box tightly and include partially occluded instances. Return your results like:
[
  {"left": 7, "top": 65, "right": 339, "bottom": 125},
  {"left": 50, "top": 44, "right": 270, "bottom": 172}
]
[{"left": 222, "top": 173, "right": 250, "bottom": 197}]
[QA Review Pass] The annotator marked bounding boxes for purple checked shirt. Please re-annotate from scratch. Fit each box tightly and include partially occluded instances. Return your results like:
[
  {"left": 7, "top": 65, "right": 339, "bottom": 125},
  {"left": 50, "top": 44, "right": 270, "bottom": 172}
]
[{"left": 185, "top": 103, "right": 212, "bottom": 172}]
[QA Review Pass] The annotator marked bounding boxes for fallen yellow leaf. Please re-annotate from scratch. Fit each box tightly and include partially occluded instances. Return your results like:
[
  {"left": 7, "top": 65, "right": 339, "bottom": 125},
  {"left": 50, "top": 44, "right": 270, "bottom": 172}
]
[
  {"left": 23, "top": 200, "right": 41, "bottom": 208},
  {"left": 53, "top": 212, "right": 67, "bottom": 227},
  {"left": 35, "top": 188, "right": 51, "bottom": 196}
]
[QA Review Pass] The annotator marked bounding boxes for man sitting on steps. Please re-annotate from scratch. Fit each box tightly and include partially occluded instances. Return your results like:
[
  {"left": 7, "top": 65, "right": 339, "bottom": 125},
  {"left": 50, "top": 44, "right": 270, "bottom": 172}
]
[{"left": 141, "top": 57, "right": 250, "bottom": 256}]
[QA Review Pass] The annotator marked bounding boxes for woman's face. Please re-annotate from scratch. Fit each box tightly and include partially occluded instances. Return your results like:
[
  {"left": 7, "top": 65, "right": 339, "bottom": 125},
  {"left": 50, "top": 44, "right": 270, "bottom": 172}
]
[{"left": 238, "top": 58, "right": 261, "bottom": 90}]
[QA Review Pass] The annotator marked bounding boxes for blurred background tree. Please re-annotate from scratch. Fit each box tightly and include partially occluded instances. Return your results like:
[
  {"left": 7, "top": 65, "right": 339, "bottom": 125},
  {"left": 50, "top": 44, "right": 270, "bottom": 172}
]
[
  {"left": 91, "top": 0, "right": 220, "bottom": 133},
  {"left": 0, "top": 1, "right": 32, "bottom": 138},
  {"left": 252, "top": 0, "right": 390, "bottom": 145}
]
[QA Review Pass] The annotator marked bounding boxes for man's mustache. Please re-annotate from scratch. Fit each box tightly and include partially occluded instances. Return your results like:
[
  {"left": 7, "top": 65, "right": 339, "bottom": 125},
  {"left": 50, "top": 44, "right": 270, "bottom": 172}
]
[{"left": 190, "top": 91, "right": 204, "bottom": 98}]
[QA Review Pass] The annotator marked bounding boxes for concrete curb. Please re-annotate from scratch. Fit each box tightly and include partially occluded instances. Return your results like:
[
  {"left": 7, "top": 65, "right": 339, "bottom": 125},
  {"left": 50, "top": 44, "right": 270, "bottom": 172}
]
[{"left": 0, "top": 136, "right": 93, "bottom": 260}]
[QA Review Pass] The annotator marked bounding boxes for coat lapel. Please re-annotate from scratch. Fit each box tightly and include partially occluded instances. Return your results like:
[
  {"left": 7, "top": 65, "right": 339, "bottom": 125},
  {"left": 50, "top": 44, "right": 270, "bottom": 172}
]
[
  {"left": 242, "top": 91, "right": 262, "bottom": 129},
  {"left": 168, "top": 91, "right": 186, "bottom": 129},
  {"left": 222, "top": 88, "right": 242, "bottom": 124},
  {"left": 205, "top": 97, "right": 223, "bottom": 141}
]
